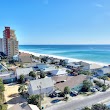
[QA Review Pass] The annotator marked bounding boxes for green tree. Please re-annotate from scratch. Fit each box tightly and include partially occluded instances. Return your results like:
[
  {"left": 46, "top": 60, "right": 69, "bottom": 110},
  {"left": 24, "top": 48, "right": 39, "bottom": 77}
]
[
  {"left": 0, "top": 79, "right": 7, "bottom": 110},
  {"left": 64, "top": 86, "right": 70, "bottom": 96},
  {"left": 66, "top": 70, "right": 72, "bottom": 74},
  {"left": 40, "top": 72, "right": 45, "bottom": 78},
  {"left": 81, "top": 80, "right": 93, "bottom": 92},
  {"left": 0, "top": 105, "right": 2, "bottom": 110},
  {"left": 91, "top": 104, "right": 110, "bottom": 110},
  {"left": 82, "top": 107, "right": 91, "bottom": 110},
  {"left": 0, "top": 79, "right": 5, "bottom": 92},
  {"left": 29, "top": 71, "right": 36, "bottom": 78},
  {"left": 101, "top": 76, "right": 108, "bottom": 84},
  {"left": 82, "top": 104, "right": 110, "bottom": 110},
  {"left": 18, "top": 84, "right": 27, "bottom": 95},
  {"left": 19, "top": 74, "right": 25, "bottom": 83},
  {"left": 28, "top": 95, "right": 41, "bottom": 109}
]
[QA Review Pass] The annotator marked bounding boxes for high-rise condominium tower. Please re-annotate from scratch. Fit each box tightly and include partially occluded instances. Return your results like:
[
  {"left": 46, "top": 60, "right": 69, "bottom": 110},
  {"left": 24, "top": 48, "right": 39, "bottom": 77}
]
[{"left": 3, "top": 27, "right": 19, "bottom": 57}]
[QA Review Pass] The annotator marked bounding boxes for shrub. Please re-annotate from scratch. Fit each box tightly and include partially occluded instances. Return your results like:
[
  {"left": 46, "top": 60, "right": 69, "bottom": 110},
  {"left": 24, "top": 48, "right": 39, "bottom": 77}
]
[
  {"left": 40, "top": 72, "right": 45, "bottom": 78},
  {"left": 29, "top": 71, "right": 36, "bottom": 78},
  {"left": 81, "top": 80, "right": 93, "bottom": 92},
  {"left": 93, "top": 80, "right": 104, "bottom": 87}
]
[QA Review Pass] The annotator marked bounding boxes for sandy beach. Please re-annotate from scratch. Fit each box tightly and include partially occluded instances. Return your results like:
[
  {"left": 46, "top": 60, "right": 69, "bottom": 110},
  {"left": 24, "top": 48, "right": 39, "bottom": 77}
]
[{"left": 19, "top": 50, "right": 108, "bottom": 66}]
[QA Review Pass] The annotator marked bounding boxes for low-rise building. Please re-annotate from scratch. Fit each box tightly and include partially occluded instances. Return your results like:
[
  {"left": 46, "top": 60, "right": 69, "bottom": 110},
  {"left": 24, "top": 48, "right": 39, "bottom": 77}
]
[
  {"left": 54, "top": 75, "right": 87, "bottom": 92},
  {"left": 79, "top": 61, "right": 102, "bottom": 72},
  {"left": 28, "top": 77, "right": 55, "bottom": 96},
  {"left": 66, "top": 62, "right": 81, "bottom": 69},
  {"left": 19, "top": 52, "right": 32, "bottom": 63},
  {"left": 36, "top": 64, "right": 48, "bottom": 70},
  {"left": 96, "top": 66, "right": 110, "bottom": 76},
  {"left": 50, "top": 69, "right": 67, "bottom": 76},
  {"left": 0, "top": 71, "right": 16, "bottom": 84},
  {"left": 16, "top": 67, "right": 33, "bottom": 80},
  {"left": 8, "top": 104, "right": 23, "bottom": 110},
  {"left": 8, "top": 103, "right": 40, "bottom": 110}
]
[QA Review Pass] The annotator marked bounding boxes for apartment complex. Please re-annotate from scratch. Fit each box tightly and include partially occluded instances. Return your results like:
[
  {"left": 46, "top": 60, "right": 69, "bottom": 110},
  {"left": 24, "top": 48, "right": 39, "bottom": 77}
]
[
  {"left": 0, "top": 38, "right": 3, "bottom": 52},
  {"left": 3, "top": 27, "right": 19, "bottom": 57}
]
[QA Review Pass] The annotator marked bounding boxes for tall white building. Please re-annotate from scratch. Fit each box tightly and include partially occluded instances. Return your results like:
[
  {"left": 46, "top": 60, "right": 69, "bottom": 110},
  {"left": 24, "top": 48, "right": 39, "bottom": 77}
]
[
  {"left": 3, "top": 27, "right": 19, "bottom": 57},
  {"left": 0, "top": 38, "right": 3, "bottom": 52}
]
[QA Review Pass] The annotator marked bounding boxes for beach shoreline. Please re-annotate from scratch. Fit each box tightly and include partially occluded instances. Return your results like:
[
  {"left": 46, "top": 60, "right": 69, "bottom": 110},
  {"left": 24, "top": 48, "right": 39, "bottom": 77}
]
[{"left": 19, "top": 50, "right": 108, "bottom": 66}]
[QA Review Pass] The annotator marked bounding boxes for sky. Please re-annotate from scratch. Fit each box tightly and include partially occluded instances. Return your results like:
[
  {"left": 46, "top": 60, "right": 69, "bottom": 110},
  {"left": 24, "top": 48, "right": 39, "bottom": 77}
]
[{"left": 0, "top": 0, "right": 110, "bottom": 45}]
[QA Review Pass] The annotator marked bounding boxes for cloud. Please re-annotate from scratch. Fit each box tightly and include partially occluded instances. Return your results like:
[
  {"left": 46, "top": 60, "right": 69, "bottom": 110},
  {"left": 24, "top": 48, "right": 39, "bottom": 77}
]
[{"left": 95, "top": 3, "right": 103, "bottom": 8}]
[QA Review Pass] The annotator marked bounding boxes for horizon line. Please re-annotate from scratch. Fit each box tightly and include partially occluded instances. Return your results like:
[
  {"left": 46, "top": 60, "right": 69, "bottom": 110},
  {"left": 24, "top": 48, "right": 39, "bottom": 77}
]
[{"left": 19, "top": 44, "right": 110, "bottom": 45}]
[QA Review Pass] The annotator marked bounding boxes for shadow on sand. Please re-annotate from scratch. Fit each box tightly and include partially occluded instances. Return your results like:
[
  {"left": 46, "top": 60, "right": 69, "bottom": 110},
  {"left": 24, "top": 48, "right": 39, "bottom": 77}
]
[{"left": 7, "top": 96, "right": 26, "bottom": 104}]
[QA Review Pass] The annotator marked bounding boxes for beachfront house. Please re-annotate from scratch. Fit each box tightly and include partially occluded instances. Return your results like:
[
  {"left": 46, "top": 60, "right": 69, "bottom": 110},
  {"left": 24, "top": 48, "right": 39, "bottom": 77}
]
[
  {"left": 0, "top": 71, "right": 16, "bottom": 84},
  {"left": 79, "top": 61, "right": 102, "bottom": 72},
  {"left": 53, "top": 75, "right": 87, "bottom": 92},
  {"left": 95, "top": 66, "right": 110, "bottom": 76},
  {"left": 52, "top": 58, "right": 61, "bottom": 64},
  {"left": 19, "top": 52, "right": 32, "bottom": 63},
  {"left": 16, "top": 67, "right": 33, "bottom": 80},
  {"left": 64, "top": 59, "right": 69, "bottom": 64},
  {"left": 28, "top": 77, "right": 55, "bottom": 96},
  {"left": 66, "top": 62, "right": 81, "bottom": 69}
]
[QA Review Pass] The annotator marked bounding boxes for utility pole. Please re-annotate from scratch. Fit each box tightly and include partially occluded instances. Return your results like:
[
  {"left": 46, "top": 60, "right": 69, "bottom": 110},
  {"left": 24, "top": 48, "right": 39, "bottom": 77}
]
[
  {"left": 39, "top": 85, "right": 41, "bottom": 110},
  {"left": 38, "top": 82, "right": 42, "bottom": 110}
]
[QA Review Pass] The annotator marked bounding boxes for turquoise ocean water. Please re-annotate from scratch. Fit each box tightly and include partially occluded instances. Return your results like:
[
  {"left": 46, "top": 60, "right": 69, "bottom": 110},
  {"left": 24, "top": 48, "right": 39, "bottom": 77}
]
[{"left": 19, "top": 45, "right": 110, "bottom": 64}]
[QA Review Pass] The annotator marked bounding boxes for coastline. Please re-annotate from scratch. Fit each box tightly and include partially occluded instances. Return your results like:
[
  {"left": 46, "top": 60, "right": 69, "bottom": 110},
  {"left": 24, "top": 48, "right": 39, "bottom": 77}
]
[{"left": 19, "top": 50, "right": 108, "bottom": 66}]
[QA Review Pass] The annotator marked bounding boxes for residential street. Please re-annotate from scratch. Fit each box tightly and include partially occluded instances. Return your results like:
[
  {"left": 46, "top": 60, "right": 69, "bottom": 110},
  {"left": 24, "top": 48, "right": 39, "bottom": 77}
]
[
  {"left": 45, "top": 90, "right": 110, "bottom": 110},
  {"left": 93, "top": 77, "right": 110, "bottom": 85}
]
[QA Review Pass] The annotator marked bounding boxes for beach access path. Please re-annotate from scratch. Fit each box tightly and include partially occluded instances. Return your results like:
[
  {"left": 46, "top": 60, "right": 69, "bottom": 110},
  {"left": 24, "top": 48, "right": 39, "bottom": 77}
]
[{"left": 45, "top": 90, "right": 110, "bottom": 110}]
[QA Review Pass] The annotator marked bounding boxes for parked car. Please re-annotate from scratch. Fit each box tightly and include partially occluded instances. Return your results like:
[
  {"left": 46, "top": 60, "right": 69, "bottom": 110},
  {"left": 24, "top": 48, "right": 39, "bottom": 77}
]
[
  {"left": 51, "top": 99, "right": 60, "bottom": 103},
  {"left": 70, "top": 91, "right": 78, "bottom": 96},
  {"left": 91, "top": 87, "right": 98, "bottom": 92},
  {"left": 49, "top": 93, "right": 57, "bottom": 98},
  {"left": 58, "top": 92, "right": 65, "bottom": 97},
  {"left": 95, "top": 86, "right": 102, "bottom": 91}
]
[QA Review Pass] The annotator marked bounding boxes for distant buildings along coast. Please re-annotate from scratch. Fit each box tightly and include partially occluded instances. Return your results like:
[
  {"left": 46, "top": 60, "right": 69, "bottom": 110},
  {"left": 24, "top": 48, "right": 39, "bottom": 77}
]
[{"left": 0, "top": 27, "right": 19, "bottom": 58}]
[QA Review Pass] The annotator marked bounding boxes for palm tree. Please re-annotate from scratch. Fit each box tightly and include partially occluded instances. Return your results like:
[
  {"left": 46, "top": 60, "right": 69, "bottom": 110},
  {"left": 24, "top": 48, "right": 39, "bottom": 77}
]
[
  {"left": 101, "top": 76, "right": 108, "bottom": 84},
  {"left": 18, "top": 84, "right": 27, "bottom": 95},
  {"left": 98, "top": 76, "right": 102, "bottom": 81}
]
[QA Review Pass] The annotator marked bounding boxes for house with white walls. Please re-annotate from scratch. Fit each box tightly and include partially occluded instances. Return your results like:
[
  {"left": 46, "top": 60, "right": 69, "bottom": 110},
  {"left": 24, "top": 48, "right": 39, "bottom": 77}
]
[
  {"left": 16, "top": 67, "right": 33, "bottom": 80},
  {"left": 28, "top": 77, "right": 54, "bottom": 96}
]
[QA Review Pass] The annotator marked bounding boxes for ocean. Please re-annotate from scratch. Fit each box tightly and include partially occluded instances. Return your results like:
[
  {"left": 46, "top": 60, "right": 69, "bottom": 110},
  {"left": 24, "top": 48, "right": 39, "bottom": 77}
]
[{"left": 19, "top": 45, "right": 110, "bottom": 64}]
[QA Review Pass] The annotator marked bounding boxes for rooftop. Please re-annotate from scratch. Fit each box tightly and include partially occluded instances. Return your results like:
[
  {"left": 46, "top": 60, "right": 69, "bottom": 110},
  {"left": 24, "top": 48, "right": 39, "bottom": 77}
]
[
  {"left": 19, "top": 52, "right": 31, "bottom": 57},
  {"left": 16, "top": 67, "right": 33, "bottom": 77},
  {"left": 29, "top": 77, "right": 54, "bottom": 91},
  {"left": 55, "top": 75, "right": 87, "bottom": 91},
  {"left": 8, "top": 104, "right": 23, "bottom": 110}
]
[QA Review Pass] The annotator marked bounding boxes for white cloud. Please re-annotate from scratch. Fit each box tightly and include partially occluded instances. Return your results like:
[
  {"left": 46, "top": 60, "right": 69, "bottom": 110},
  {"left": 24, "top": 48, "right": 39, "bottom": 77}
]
[{"left": 95, "top": 3, "right": 103, "bottom": 8}]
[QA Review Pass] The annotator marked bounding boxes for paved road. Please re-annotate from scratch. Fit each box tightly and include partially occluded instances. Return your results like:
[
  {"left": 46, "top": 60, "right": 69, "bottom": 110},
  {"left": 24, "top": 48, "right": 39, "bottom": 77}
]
[
  {"left": 45, "top": 91, "right": 110, "bottom": 110},
  {"left": 93, "top": 77, "right": 110, "bottom": 85}
]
